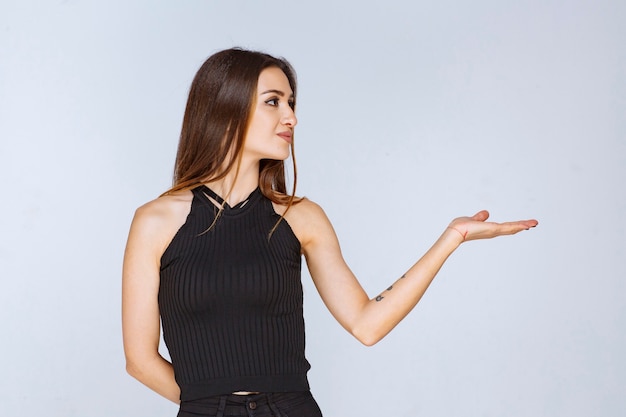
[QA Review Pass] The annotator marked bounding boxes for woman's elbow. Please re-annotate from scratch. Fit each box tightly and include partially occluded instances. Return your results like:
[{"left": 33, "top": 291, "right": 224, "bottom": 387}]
[
  {"left": 124, "top": 351, "right": 152, "bottom": 380},
  {"left": 351, "top": 326, "right": 384, "bottom": 347},
  {"left": 125, "top": 357, "right": 143, "bottom": 379}
]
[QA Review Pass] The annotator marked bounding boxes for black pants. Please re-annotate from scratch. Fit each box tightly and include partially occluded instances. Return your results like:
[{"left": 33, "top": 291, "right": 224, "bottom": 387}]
[{"left": 177, "top": 391, "right": 323, "bottom": 417}]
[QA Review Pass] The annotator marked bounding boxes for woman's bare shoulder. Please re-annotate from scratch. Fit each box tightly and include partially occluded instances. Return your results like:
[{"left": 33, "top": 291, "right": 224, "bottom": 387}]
[
  {"left": 129, "top": 190, "right": 194, "bottom": 250},
  {"left": 275, "top": 196, "right": 326, "bottom": 220},
  {"left": 277, "top": 197, "right": 333, "bottom": 245},
  {"left": 135, "top": 190, "right": 193, "bottom": 221}
]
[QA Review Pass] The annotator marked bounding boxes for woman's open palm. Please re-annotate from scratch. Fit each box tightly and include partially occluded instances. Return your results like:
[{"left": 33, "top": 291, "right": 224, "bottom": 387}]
[{"left": 448, "top": 210, "right": 538, "bottom": 242}]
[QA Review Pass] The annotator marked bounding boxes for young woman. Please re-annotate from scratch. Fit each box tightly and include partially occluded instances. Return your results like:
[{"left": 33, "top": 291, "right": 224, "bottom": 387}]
[{"left": 122, "top": 48, "right": 538, "bottom": 417}]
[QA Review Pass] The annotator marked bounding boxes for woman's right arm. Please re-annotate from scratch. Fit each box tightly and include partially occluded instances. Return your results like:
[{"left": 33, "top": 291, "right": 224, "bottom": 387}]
[{"left": 122, "top": 201, "right": 181, "bottom": 404}]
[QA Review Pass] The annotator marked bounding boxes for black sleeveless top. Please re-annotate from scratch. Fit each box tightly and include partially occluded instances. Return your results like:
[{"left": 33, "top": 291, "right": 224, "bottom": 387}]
[{"left": 158, "top": 186, "right": 310, "bottom": 401}]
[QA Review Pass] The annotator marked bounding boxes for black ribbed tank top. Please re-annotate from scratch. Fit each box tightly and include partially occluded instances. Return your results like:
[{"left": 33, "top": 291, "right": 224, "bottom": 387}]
[{"left": 158, "top": 186, "right": 310, "bottom": 401}]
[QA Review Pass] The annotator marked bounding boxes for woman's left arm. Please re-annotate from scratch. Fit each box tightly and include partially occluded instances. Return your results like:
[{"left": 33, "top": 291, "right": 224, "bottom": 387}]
[{"left": 292, "top": 201, "right": 537, "bottom": 346}]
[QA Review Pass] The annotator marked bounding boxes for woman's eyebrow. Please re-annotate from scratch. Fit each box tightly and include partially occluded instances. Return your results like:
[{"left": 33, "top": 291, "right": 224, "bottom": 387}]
[{"left": 260, "top": 89, "right": 293, "bottom": 97}]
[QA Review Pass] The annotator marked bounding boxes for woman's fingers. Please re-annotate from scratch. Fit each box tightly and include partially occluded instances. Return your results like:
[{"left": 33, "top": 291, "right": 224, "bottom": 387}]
[{"left": 449, "top": 213, "right": 538, "bottom": 242}]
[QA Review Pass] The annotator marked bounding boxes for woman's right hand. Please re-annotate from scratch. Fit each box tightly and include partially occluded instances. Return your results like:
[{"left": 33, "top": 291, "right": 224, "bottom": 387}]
[{"left": 447, "top": 210, "right": 538, "bottom": 243}]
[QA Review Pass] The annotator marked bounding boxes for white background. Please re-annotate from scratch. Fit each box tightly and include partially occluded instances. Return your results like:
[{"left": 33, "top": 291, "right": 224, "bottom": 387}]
[{"left": 1, "top": 1, "right": 624, "bottom": 416}]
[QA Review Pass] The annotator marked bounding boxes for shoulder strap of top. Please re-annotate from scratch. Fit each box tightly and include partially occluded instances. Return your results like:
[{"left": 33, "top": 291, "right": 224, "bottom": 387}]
[
  {"left": 193, "top": 185, "right": 225, "bottom": 206},
  {"left": 192, "top": 185, "right": 261, "bottom": 211}
]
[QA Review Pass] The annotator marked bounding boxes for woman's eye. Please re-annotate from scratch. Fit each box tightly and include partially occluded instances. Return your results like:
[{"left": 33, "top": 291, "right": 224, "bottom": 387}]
[{"left": 265, "top": 98, "right": 279, "bottom": 106}]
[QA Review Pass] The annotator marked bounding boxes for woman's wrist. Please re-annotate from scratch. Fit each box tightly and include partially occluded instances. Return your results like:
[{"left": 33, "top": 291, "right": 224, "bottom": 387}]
[
  {"left": 443, "top": 226, "right": 466, "bottom": 247},
  {"left": 447, "top": 226, "right": 466, "bottom": 241}
]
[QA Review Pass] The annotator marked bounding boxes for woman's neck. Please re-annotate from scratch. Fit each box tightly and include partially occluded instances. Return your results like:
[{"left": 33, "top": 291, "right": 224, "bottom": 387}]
[{"left": 205, "top": 160, "right": 260, "bottom": 206}]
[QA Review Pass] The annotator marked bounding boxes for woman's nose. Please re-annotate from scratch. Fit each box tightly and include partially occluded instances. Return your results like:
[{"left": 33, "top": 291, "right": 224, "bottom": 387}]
[{"left": 281, "top": 107, "right": 297, "bottom": 127}]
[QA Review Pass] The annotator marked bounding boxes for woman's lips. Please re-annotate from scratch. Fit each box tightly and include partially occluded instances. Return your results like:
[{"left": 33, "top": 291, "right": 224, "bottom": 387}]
[{"left": 277, "top": 131, "right": 292, "bottom": 143}]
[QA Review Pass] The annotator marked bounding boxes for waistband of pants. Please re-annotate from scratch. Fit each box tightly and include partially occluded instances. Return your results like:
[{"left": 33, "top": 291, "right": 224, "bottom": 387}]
[{"left": 179, "top": 390, "right": 314, "bottom": 416}]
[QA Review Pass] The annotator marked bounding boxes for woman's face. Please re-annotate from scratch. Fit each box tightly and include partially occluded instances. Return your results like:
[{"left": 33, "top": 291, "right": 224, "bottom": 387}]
[{"left": 243, "top": 67, "right": 297, "bottom": 162}]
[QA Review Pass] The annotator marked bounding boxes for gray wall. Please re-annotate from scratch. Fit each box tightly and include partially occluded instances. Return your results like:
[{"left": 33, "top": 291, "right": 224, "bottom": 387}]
[{"left": 1, "top": 1, "right": 624, "bottom": 416}]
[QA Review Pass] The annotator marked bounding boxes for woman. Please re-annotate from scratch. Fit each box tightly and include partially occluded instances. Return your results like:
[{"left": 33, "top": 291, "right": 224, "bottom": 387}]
[{"left": 122, "top": 48, "right": 538, "bottom": 417}]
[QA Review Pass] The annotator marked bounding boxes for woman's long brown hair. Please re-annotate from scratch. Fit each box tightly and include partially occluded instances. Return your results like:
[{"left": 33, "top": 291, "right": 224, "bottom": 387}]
[{"left": 164, "top": 48, "right": 300, "bottom": 210}]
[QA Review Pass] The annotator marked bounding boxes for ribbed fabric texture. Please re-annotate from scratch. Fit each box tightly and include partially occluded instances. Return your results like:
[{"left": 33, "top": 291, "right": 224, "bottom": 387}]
[{"left": 158, "top": 186, "right": 310, "bottom": 401}]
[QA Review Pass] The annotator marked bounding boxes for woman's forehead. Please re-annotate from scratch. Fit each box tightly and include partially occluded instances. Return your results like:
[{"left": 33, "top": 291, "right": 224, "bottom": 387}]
[{"left": 257, "top": 67, "right": 293, "bottom": 96}]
